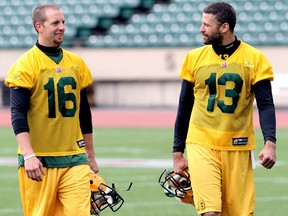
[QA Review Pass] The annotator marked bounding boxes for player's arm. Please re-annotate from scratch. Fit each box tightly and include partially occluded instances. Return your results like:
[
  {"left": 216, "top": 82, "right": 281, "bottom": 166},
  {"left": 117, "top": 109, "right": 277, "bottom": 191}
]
[
  {"left": 10, "top": 87, "right": 45, "bottom": 181},
  {"left": 10, "top": 88, "right": 34, "bottom": 157},
  {"left": 173, "top": 80, "right": 194, "bottom": 176},
  {"left": 253, "top": 79, "right": 276, "bottom": 169},
  {"left": 79, "top": 88, "right": 99, "bottom": 173},
  {"left": 173, "top": 80, "right": 195, "bottom": 153},
  {"left": 253, "top": 79, "right": 276, "bottom": 144}
]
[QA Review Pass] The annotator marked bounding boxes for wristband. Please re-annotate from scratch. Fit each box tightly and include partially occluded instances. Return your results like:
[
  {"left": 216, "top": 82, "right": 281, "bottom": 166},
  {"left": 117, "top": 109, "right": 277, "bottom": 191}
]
[{"left": 24, "top": 153, "right": 36, "bottom": 161}]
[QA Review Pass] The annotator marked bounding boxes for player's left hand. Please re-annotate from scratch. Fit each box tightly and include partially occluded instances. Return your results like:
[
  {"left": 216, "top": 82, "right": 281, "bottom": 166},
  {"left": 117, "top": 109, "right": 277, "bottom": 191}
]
[
  {"left": 258, "top": 140, "right": 276, "bottom": 169},
  {"left": 88, "top": 156, "right": 99, "bottom": 174}
]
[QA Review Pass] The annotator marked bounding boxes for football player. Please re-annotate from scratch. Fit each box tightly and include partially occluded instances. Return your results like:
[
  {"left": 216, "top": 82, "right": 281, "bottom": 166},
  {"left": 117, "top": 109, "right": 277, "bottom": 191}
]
[
  {"left": 172, "top": 2, "right": 276, "bottom": 216},
  {"left": 5, "top": 4, "right": 98, "bottom": 216}
]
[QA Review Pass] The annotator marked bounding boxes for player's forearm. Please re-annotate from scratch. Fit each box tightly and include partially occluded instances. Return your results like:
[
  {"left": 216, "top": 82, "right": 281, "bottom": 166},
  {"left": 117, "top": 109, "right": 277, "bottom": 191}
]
[
  {"left": 259, "top": 106, "right": 276, "bottom": 143},
  {"left": 16, "top": 132, "right": 34, "bottom": 157},
  {"left": 253, "top": 80, "right": 276, "bottom": 143},
  {"left": 83, "top": 133, "right": 95, "bottom": 158}
]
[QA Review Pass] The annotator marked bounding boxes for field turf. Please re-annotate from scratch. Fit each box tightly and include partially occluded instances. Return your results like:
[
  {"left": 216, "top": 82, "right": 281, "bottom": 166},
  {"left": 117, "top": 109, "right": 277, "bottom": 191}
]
[{"left": 0, "top": 127, "right": 287, "bottom": 216}]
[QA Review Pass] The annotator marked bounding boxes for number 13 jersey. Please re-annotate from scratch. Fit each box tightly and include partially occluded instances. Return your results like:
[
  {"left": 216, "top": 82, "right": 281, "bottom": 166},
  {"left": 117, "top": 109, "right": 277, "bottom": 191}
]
[
  {"left": 180, "top": 42, "right": 274, "bottom": 151},
  {"left": 5, "top": 45, "right": 93, "bottom": 156}
]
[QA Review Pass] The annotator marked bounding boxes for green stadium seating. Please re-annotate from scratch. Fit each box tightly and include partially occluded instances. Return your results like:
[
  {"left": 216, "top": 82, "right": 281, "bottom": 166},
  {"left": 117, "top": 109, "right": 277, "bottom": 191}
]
[
  {"left": 86, "top": 0, "right": 288, "bottom": 47},
  {"left": 0, "top": 0, "right": 287, "bottom": 48}
]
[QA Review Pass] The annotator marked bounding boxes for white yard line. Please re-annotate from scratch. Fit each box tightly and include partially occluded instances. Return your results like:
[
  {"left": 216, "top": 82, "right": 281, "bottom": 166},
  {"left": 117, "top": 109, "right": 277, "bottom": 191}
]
[
  {"left": 0, "top": 157, "right": 288, "bottom": 168},
  {"left": 0, "top": 209, "right": 23, "bottom": 213},
  {"left": 0, "top": 157, "right": 173, "bottom": 168}
]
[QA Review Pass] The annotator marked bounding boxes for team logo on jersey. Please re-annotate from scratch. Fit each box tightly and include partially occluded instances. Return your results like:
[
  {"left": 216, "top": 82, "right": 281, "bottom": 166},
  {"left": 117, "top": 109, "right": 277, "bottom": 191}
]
[
  {"left": 221, "top": 62, "right": 228, "bottom": 68},
  {"left": 56, "top": 66, "right": 62, "bottom": 73},
  {"left": 245, "top": 61, "right": 254, "bottom": 66},
  {"left": 77, "top": 139, "right": 86, "bottom": 148},
  {"left": 232, "top": 137, "right": 248, "bottom": 145},
  {"left": 74, "top": 65, "right": 81, "bottom": 72}
]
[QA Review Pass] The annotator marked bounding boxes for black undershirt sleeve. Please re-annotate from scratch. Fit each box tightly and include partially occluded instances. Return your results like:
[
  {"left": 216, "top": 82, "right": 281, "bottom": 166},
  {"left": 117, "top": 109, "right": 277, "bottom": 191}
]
[
  {"left": 252, "top": 80, "right": 276, "bottom": 143},
  {"left": 10, "top": 87, "right": 31, "bottom": 135},
  {"left": 173, "top": 80, "right": 195, "bottom": 153},
  {"left": 79, "top": 88, "right": 93, "bottom": 134}
]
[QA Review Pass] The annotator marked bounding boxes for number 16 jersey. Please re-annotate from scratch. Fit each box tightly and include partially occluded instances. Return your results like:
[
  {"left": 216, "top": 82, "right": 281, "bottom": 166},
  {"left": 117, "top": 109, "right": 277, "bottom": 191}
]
[
  {"left": 5, "top": 45, "right": 93, "bottom": 156},
  {"left": 180, "top": 42, "right": 274, "bottom": 151}
]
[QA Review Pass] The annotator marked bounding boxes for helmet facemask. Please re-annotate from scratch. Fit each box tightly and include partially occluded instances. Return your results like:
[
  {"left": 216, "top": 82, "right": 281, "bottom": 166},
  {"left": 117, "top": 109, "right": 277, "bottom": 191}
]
[
  {"left": 90, "top": 173, "right": 132, "bottom": 215},
  {"left": 90, "top": 183, "right": 124, "bottom": 215}
]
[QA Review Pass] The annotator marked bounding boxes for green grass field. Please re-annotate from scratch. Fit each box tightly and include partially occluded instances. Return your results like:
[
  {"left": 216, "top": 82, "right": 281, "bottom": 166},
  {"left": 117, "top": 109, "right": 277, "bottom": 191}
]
[{"left": 0, "top": 127, "right": 287, "bottom": 216}]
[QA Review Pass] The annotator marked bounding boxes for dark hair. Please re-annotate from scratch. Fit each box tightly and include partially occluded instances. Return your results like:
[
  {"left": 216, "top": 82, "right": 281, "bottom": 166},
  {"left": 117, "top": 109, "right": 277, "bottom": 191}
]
[{"left": 203, "top": 2, "right": 237, "bottom": 32}]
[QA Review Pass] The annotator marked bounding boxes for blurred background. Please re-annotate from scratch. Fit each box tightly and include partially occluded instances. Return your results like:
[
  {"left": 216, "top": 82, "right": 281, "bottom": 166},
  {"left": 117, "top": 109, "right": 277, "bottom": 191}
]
[
  {"left": 0, "top": 1, "right": 287, "bottom": 216},
  {"left": 0, "top": 0, "right": 287, "bottom": 109}
]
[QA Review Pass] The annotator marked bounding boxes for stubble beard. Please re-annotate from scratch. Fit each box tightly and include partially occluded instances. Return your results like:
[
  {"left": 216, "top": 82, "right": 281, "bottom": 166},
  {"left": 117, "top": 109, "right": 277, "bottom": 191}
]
[{"left": 203, "top": 31, "right": 223, "bottom": 45}]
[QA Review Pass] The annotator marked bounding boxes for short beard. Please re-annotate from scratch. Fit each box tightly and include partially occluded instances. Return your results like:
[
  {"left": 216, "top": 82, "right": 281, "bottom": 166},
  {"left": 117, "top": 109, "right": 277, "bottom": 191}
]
[{"left": 203, "top": 31, "right": 223, "bottom": 45}]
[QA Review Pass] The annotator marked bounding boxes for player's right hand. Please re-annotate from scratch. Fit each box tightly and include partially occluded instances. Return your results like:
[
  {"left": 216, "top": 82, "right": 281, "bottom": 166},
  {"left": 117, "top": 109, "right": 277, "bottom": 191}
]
[
  {"left": 172, "top": 152, "right": 188, "bottom": 177},
  {"left": 24, "top": 157, "right": 45, "bottom": 182}
]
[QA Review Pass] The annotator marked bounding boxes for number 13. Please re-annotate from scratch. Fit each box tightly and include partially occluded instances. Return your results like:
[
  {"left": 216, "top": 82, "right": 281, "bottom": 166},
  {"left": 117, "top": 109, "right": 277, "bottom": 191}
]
[{"left": 205, "top": 73, "right": 243, "bottom": 113}]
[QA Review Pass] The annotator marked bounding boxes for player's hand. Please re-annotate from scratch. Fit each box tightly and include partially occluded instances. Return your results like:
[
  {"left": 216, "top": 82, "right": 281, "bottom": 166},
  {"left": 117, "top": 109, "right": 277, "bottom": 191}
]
[
  {"left": 24, "top": 156, "right": 45, "bottom": 182},
  {"left": 173, "top": 152, "right": 188, "bottom": 177},
  {"left": 259, "top": 140, "right": 276, "bottom": 169},
  {"left": 88, "top": 156, "right": 99, "bottom": 174}
]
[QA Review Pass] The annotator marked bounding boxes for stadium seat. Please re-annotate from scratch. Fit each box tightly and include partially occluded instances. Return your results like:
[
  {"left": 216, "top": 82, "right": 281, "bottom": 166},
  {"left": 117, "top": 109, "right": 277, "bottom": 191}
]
[{"left": 1, "top": 0, "right": 288, "bottom": 48}]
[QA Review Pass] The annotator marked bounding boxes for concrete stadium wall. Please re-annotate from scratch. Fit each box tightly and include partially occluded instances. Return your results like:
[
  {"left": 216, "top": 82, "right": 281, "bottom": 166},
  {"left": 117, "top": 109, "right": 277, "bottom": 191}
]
[{"left": 1, "top": 47, "right": 287, "bottom": 108}]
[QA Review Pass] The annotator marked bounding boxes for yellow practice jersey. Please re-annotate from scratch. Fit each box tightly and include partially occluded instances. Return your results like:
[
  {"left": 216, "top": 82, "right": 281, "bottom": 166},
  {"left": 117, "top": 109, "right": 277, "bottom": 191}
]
[
  {"left": 180, "top": 42, "right": 274, "bottom": 151},
  {"left": 5, "top": 45, "right": 93, "bottom": 156}
]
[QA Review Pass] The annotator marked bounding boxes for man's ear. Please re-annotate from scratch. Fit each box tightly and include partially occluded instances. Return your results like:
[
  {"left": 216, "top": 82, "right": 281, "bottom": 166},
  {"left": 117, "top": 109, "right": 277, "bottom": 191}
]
[
  {"left": 34, "top": 22, "right": 42, "bottom": 33},
  {"left": 220, "top": 23, "right": 230, "bottom": 33}
]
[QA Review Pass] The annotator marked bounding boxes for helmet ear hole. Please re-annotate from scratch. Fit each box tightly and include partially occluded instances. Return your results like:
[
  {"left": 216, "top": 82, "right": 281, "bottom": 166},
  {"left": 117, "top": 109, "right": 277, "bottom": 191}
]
[
  {"left": 180, "top": 178, "right": 191, "bottom": 188},
  {"left": 180, "top": 179, "right": 187, "bottom": 186}
]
